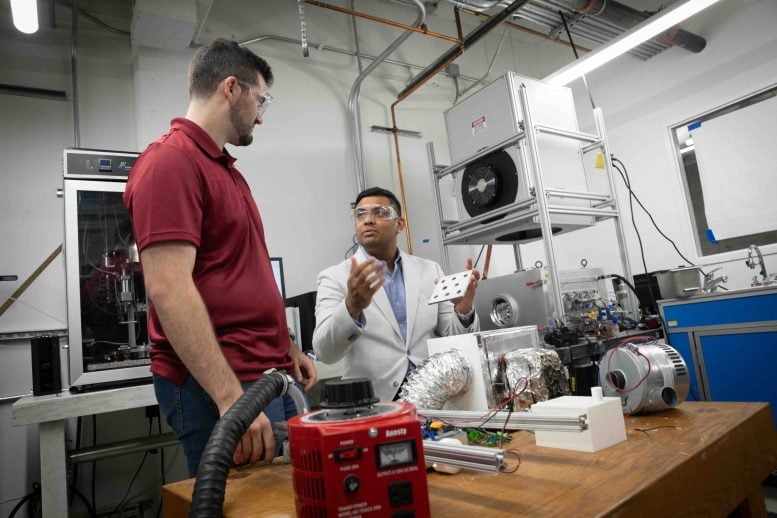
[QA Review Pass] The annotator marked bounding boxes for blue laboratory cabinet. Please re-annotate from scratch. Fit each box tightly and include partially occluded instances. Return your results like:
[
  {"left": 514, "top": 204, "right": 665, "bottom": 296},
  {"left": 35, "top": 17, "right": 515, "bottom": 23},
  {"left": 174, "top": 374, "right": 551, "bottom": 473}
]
[{"left": 659, "top": 286, "right": 777, "bottom": 427}]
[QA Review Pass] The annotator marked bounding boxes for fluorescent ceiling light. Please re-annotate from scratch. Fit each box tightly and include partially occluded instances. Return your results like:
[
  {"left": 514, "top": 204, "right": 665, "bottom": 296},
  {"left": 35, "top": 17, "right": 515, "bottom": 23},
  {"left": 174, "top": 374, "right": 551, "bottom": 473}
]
[
  {"left": 544, "top": 0, "right": 722, "bottom": 86},
  {"left": 11, "top": 0, "right": 39, "bottom": 34}
]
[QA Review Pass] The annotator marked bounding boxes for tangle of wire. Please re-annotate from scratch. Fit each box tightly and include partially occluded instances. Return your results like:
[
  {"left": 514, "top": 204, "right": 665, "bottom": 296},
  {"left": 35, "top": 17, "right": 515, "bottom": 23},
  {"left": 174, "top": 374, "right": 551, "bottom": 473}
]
[
  {"left": 633, "top": 425, "right": 680, "bottom": 439},
  {"left": 604, "top": 336, "right": 656, "bottom": 395},
  {"left": 418, "top": 378, "right": 533, "bottom": 474}
]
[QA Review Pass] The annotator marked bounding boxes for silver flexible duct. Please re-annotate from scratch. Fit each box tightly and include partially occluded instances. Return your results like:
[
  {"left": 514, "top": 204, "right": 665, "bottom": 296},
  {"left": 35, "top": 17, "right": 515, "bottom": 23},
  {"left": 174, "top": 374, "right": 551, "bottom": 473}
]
[
  {"left": 499, "top": 347, "right": 569, "bottom": 407},
  {"left": 399, "top": 349, "right": 472, "bottom": 409}
]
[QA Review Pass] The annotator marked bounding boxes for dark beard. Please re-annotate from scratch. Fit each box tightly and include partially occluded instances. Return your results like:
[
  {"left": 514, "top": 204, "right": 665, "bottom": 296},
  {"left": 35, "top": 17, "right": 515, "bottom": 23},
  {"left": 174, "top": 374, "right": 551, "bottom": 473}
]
[{"left": 229, "top": 104, "right": 254, "bottom": 146}]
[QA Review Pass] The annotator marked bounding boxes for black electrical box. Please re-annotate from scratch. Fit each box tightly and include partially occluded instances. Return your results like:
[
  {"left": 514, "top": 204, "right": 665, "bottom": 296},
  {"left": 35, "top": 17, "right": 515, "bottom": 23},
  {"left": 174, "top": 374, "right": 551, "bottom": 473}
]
[
  {"left": 632, "top": 271, "right": 667, "bottom": 315},
  {"left": 31, "top": 335, "right": 62, "bottom": 396}
]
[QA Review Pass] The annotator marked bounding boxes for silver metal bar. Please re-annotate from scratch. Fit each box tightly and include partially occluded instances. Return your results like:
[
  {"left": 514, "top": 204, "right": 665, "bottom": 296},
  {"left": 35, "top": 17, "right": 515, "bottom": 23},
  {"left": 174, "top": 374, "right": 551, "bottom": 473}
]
[
  {"left": 513, "top": 244, "right": 523, "bottom": 271},
  {"left": 70, "top": 0, "right": 80, "bottom": 147},
  {"left": 69, "top": 432, "right": 179, "bottom": 464},
  {"left": 594, "top": 199, "right": 616, "bottom": 209},
  {"left": 0, "top": 329, "right": 67, "bottom": 341},
  {"left": 546, "top": 205, "right": 619, "bottom": 218},
  {"left": 544, "top": 188, "right": 610, "bottom": 202},
  {"left": 422, "top": 441, "right": 505, "bottom": 473},
  {"left": 519, "top": 85, "right": 565, "bottom": 323},
  {"left": 535, "top": 124, "right": 599, "bottom": 143},
  {"left": 418, "top": 409, "right": 587, "bottom": 431},
  {"left": 435, "top": 131, "right": 526, "bottom": 179},
  {"left": 443, "top": 209, "right": 539, "bottom": 245},
  {"left": 427, "top": 142, "right": 451, "bottom": 271},
  {"left": 0, "top": 392, "right": 32, "bottom": 404},
  {"left": 593, "top": 107, "right": 638, "bottom": 316},
  {"left": 582, "top": 141, "right": 603, "bottom": 154},
  {"left": 443, "top": 197, "right": 536, "bottom": 233}
]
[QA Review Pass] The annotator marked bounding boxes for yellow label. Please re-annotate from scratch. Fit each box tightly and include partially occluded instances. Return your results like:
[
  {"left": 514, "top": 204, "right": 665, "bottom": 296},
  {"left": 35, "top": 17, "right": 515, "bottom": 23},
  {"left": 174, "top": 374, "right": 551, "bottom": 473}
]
[{"left": 668, "top": 320, "right": 678, "bottom": 327}]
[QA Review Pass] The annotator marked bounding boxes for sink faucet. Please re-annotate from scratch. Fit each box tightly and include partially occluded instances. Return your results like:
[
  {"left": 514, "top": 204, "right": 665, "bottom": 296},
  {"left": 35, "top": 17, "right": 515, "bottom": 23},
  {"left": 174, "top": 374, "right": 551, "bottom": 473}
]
[
  {"left": 746, "top": 244, "right": 771, "bottom": 286},
  {"left": 703, "top": 268, "right": 728, "bottom": 293}
]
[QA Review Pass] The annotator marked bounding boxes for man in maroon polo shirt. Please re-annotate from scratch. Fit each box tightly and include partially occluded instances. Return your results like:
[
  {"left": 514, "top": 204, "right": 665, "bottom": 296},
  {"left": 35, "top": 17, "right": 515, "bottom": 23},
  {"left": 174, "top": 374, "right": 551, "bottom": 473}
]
[{"left": 124, "top": 38, "right": 317, "bottom": 476}]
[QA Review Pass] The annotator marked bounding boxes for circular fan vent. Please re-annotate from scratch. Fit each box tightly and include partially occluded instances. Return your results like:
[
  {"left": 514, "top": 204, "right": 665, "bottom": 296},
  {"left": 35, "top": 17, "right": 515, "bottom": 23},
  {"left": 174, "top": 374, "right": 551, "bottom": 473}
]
[{"left": 460, "top": 150, "right": 519, "bottom": 221}]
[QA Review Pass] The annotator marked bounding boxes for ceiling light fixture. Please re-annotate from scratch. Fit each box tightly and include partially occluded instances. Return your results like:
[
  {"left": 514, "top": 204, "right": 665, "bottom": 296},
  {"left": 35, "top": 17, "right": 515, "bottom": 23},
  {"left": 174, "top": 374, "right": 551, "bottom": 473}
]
[
  {"left": 11, "top": 0, "right": 39, "bottom": 34},
  {"left": 544, "top": 0, "right": 723, "bottom": 86}
]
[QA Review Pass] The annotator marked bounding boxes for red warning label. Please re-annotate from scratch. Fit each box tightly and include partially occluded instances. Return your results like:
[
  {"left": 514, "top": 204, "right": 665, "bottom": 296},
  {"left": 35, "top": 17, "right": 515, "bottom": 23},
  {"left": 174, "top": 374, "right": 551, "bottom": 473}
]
[{"left": 471, "top": 116, "right": 487, "bottom": 135}]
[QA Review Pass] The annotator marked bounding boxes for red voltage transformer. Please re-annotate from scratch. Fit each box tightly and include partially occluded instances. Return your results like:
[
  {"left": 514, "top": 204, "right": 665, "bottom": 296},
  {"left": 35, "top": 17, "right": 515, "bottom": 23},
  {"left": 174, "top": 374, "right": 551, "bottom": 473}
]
[{"left": 288, "top": 380, "right": 430, "bottom": 518}]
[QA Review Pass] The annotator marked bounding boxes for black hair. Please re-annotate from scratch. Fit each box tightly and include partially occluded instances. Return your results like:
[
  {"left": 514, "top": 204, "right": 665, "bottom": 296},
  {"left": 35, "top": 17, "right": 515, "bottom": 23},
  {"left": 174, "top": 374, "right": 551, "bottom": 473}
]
[
  {"left": 188, "top": 38, "right": 274, "bottom": 98},
  {"left": 354, "top": 187, "right": 402, "bottom": 216}
]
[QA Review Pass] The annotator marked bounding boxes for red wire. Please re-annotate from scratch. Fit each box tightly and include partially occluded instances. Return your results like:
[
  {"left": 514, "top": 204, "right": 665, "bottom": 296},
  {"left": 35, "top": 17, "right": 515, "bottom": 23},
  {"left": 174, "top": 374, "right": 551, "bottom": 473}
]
[
  {"left": 502, "top": 448, "right": 522, "bottom": 473},
  {"left": 606, "top": 343, "right": 652, "bottom": 393}
]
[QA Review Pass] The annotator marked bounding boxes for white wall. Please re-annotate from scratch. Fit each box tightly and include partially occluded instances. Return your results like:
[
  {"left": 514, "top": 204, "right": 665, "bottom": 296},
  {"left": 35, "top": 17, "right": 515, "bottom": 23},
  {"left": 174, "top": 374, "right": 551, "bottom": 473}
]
[{"left": 567, "top": 0, "right": 777, "bottom": 289}]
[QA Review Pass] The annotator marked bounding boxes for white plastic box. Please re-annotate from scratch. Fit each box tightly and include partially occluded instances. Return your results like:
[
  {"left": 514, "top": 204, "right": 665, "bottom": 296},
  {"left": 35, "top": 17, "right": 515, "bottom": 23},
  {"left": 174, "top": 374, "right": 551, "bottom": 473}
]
[{"left": 531, "top": 387, "right": 626, "bottom": 452}]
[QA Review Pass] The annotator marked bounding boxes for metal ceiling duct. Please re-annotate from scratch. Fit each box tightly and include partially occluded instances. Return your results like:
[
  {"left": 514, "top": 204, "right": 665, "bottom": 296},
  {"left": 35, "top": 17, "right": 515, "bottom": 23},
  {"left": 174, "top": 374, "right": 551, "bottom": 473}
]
[{"left": 442, "top": 0, "right": 708, "bottom": 60}]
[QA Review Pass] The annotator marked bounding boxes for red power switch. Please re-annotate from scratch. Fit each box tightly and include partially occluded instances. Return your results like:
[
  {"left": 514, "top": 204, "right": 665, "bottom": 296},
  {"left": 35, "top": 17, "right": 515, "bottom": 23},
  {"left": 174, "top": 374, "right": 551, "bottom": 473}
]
[{"left": 334, "top": 447, "right": 362, "bottom": 462}]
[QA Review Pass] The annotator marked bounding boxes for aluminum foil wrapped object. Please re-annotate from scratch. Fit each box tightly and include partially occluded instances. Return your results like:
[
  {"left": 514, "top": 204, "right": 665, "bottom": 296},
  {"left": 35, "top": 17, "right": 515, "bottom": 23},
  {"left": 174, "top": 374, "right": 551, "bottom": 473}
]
[
  {"left": 495, "top": 348, "right": 569, "bottom": 409},
  {"left": 399, "top": 349, "right": 472, "bottom": 410}
]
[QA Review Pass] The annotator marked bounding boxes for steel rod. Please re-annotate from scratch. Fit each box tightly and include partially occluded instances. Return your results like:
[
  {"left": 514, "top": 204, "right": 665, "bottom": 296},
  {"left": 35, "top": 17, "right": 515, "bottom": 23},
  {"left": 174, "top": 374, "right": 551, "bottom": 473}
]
[
  {"left": 422, "top": 441, "right": 505, "bottom": 473},
  {"left": 418, "top": 409, "right": 587, "bottom": 431},
  {"left": 435, "top": 132, "right": 526, "bottom": 179},
  {"left": 535, "top": 124, "right": 599, "bottom": 143},
  {"left": 69, "top": 432, "right": 179, "bottom": 464}
]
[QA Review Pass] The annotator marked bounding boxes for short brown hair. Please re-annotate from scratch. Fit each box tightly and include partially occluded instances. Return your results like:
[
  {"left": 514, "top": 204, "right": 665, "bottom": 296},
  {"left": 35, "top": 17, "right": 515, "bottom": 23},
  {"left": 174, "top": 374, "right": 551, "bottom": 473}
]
[{"left": 188, "top": 38, "right": 273, "bottom": 98}]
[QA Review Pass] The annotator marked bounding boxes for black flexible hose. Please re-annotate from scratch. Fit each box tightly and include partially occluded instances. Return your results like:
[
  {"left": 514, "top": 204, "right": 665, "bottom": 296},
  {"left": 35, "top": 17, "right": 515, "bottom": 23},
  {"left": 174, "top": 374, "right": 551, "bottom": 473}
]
[
  {"left": 189, "top": 372, "right": 288, "bottom": 518},
  {"left": 598, "top": 273, "right": 644, "bottom": 309}
]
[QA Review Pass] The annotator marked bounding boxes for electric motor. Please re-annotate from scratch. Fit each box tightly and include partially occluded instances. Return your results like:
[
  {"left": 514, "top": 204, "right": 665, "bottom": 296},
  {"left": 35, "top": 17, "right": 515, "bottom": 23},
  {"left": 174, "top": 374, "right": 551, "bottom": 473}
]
[{"left": 599, "top": 340, "right": 690, "bottom": 414}]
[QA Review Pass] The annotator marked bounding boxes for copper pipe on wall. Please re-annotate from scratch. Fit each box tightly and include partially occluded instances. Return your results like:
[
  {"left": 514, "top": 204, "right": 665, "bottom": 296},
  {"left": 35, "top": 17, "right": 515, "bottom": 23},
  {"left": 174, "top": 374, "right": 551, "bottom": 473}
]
[
  {"left": 454, "top": 7, "right": 464, "bottom": 41},
  {"left": 390, "top": 49, "right": 463, "bottom": 254},
  {"left": 483, "top": 245, "right": 493, "bottom": 279},
  {"left": 305, "top": 0, "right": 463, "bottom": 44},
  {"left": 461, "top": 7, "right": 591, "bottom": 53}
]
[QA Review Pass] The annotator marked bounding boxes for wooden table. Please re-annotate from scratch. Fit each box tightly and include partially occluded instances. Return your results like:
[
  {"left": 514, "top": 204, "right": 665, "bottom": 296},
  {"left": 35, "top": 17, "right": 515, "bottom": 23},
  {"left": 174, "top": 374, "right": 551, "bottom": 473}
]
[{"left": 163, "top": 402, "right": 777, "bottom": 517}]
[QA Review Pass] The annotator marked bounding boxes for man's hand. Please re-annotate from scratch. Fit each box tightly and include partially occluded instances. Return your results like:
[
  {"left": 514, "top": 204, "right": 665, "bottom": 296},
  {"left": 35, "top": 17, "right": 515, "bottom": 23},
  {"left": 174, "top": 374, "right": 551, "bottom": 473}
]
[
  {"left": 232, "top": 411, "right": 275, "bottom": 466},
  {"left": 452, "top": 257, "right": 480, "bottom": 314},
  {"left": 345, "top": 257, "right": 385, "bottom": 319},
  {"left": 289, "top": 343, "right": 318, "bottom": 391}
]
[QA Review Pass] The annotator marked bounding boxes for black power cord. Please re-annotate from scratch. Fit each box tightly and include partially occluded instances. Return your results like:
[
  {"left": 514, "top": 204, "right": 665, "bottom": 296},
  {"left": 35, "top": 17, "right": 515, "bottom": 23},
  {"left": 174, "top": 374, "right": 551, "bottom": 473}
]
[
  {"left": 598, "top": 273, "right": 644, "bottom": 309},
  {"left": 113, "top": 415, "right": 157, "bottom": 514},
  {"left": 474, "top": 244, "right": 486, "bottom": 268},
  {"left": 611, "top": 156, "right": 698, "bottom": 269},
  {"left": 612, "top": 161, "right": 649, "bottom": 275}
]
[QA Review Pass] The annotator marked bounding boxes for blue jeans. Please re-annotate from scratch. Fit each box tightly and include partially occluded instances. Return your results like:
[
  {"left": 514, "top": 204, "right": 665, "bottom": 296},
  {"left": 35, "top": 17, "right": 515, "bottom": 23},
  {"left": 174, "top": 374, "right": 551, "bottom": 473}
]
[{"left": 154, "top": 374, "right": 304, "bottom": 476}]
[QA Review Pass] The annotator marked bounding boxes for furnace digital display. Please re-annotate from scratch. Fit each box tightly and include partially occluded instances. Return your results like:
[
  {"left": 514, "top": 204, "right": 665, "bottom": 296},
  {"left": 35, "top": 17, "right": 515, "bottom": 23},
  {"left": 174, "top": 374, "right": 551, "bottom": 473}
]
[{"left": 98, "top": 158, "right": 112, "bottom": 172}]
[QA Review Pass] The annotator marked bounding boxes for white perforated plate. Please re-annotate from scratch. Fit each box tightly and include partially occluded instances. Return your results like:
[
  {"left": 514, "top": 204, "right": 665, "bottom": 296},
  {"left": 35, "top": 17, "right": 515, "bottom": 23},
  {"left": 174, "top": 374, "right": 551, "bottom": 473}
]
[{"left": 428, "top": 270, "right": 473, "bottom": 305}]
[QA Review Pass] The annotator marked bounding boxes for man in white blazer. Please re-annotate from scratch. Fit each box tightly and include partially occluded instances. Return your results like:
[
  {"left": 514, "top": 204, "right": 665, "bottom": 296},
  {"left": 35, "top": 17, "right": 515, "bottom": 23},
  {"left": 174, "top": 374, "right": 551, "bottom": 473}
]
[{"left": 313, "top": 187, "right": 480, "bottom": 402}]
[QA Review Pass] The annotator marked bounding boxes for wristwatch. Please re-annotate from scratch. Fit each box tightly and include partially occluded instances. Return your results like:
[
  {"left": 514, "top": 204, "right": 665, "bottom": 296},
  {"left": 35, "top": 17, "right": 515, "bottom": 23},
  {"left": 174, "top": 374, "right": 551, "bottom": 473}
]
[{"left": 454, "top": 305, "right": 475, "bottom": 326}]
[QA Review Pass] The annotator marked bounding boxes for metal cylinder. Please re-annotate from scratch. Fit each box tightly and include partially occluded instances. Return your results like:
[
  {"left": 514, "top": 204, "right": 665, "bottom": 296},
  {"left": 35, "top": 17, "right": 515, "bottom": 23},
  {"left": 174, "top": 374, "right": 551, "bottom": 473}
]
[{"left": 599, "top": 341, "right": 689, "bottom": 414}]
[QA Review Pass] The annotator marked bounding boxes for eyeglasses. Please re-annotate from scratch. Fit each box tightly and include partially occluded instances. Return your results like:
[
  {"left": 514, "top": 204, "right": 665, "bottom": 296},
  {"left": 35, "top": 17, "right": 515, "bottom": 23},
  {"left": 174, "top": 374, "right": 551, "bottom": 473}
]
[
  {"left": 353, "top": 204, "right": 399, "bottom": 222},
  {"left": 238, "top": 81, "right": 274, "bottom": 116}
]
